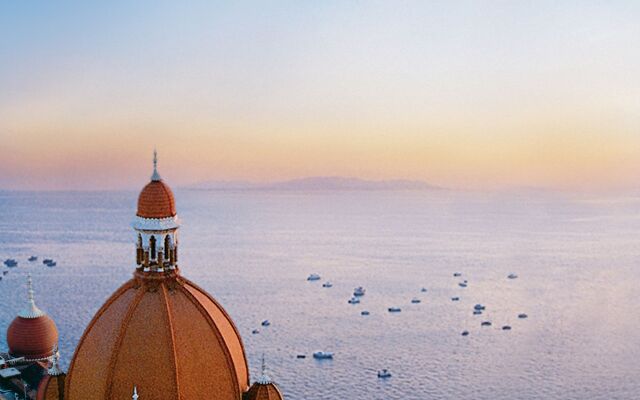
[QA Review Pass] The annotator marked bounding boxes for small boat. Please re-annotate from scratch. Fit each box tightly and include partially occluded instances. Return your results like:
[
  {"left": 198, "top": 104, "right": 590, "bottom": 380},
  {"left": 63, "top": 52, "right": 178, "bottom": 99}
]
[
  {"left": 348, "top": 297, "right": 360, "bottom": 304},
  {"left": 388, "top": 307, "right": 401, "bottom": 313},
  {"left": 353, "top": 287, "right": 366, "bottom": 297},
  {"left": 361, "top": 310, "right": 370, "bottom": 316},
  {"left": 45, "top": 261, "right": 57, "bottom": 267},
  {"left": 481, "top": 321, "right": 492, "bottom": 327},
  {"left": 451, "top": 297, "right": 460, "bottom": 301},
  {"left": 28, "top": 256, "right": 38, "bottom": 262},
  {"left": 322, "top": 282, "right": 333, "bottom": 288},
  {"left": 474, "top": 304, "right": 486, "bottom": 311},
  {"left": 296, "top": 354, "right": 306, "bottom": 359},
  {"left": 420, "top": 287, "right": 428, "bottom": 292},
  {"left": 4, "top": 259, "right": 17, "bottom": 268},
  {"left": 458, "top": 282, "right": 467, "bottom": 288},
  {"left": 252, "top": 329, "right": 260, "bottom": 334},
  {"left": 261, "top": 320, "right": 270, "bottom": 327},
  {"left": 461, "top": 330, "right": 469, "bottom": 336},
  {"left": 502, "top": 325, "right": 512, "bottom": 330},
  {"left": 508, "top": 273, "right": 518, "bottom": 279},
  {"left": 307, "top": 273, "right": 321, "bottom": 281},
  {"left": 473, "top": 310, "right": 482, "bottom": 315},
  {"left": 518, "top": 313, "right": 528, "bottom": 319},
  {"left": 312, "top": 351, "right": 333, "bottom": 360},
  {"left": 2, "top": 271, "right": 7, "bottom": 276},
  {"left": 453, "top": 272, "right": 462, "bottom": 277},
  {"left": 377, "top": 369, "right": 392, "bottom": 378},
  {"left": 43, "top": 259, "right": 54, "bottom": 265},
  {"left": 411, "top": 298, "right": 421, "bottom": 304}
]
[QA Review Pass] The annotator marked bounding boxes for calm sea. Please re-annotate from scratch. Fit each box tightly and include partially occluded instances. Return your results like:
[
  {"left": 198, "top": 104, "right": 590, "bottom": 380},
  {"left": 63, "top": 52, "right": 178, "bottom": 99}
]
[{"left": 1, "top": 189, "right": 639, "bottom": 399}]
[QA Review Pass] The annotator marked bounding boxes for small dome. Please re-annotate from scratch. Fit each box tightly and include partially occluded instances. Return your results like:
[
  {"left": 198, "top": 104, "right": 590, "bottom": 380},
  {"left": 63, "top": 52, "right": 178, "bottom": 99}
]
[
  {"left": 36, "top": 374, "right": 66, "bottom": 400},
  {"left": 137, "top": 180, "right": 176, "bottom": 218},
  {"left": 245, "top": 382, "right": 284, "bottom": 400},
  {"left": 7, "top": 314, "right": 58, "bottom": 360},
  {"left": 7, "top": 274, "right": 58, "bottom": 361}
]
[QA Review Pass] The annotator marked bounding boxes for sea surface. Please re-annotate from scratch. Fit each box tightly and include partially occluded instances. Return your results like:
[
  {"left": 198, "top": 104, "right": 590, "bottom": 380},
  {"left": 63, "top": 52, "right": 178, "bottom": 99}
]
[{"left": 1, "top": 189, "right": 639, "bottom": 400}]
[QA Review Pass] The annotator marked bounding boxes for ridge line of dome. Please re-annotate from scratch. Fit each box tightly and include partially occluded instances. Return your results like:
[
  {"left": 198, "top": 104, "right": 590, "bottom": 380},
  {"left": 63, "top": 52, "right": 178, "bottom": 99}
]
[
  {"left": 161, "top": 283, "right": 182, "bottom": 397},
  {"left": 64, "top": 280, "right": 136, "bottom": 398},
  {"left": 182, "top": 278, "right": 250, "bottom": 388},
  {"left": 179, "top": 281, "right": 244, "bottom": 398},
  {"left": 103, "top": 286, "right": 146, "bottom": 400}
]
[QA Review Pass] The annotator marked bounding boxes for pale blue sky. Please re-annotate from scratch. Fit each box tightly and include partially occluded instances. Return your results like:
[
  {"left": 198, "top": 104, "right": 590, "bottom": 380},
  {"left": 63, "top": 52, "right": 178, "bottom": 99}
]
[{"left": 1, "top": 1, "right": 639, "bottom": 190}]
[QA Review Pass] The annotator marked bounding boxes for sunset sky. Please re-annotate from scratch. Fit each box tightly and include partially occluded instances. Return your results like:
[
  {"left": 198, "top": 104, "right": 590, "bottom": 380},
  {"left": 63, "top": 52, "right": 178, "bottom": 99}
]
[{"left": 1, "top": 1, "right": 639, "bottom": 190}]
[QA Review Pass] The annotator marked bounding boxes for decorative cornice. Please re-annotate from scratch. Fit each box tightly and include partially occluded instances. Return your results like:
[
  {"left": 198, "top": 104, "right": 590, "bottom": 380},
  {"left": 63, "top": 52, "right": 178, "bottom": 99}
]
[{"left": 131, "top": 215, "right": 180, "bottom": 231}]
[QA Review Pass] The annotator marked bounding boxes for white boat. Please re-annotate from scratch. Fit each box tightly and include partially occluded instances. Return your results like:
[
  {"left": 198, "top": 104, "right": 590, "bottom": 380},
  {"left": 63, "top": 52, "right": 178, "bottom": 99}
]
[
  {"left": 348, "top": 297, "right": 360, "bottom": 304},
  {"left": 307, "top": 273, "right": 321, "bottom": 281},
  {"left": 508, "top": 273, "right": 518, "bottom": 279},
  {"left": 411, "top": 298, "right": 421, "bottom": 304},
  {"left": 261, "top": 320, "right": 270, "bottom": 327},
  {"left": 322, "top": 282, "right": 333, "bottom": 288},
  {"left": 388, "top": 307, "right": 401, "bottom": 313},
  {"left": 377, "top": 369, "right": 392, "bottom": 378},
  {"left": 312, "top": 351, "right": 333, "bottom": 360},
  {"left": 353, "top": 286, "right": 366, "bottom": 296}
]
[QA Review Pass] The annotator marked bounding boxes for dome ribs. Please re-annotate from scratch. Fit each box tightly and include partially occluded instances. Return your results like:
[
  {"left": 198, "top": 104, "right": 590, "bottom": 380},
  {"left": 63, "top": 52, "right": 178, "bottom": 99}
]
[
  {"left": 161, "top": 283, "right": 181, "bottom": 397},
  {"left": 181, "top": 278, "right": 250, "bottom": 390},
  {"left": 180, "top": 282, "right": 244, "bottom": 398},
  {"left": 103, "top": 286, "right": 146, "bottom": 400},
  {"left": 64, "top": 282, "right": 137, "bottom": 398}
]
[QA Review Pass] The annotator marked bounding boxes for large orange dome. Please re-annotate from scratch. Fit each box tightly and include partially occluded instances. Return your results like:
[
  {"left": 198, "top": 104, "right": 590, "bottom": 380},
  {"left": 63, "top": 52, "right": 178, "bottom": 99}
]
[
  {"left": 64, "top": 270, "right": 249, "bottom": 399},
  {"left": 7, "top": 315, "right": 58, "bottom": 360},
  {"left": 136, "top": 180, "right": 176, "bottom": 218}
]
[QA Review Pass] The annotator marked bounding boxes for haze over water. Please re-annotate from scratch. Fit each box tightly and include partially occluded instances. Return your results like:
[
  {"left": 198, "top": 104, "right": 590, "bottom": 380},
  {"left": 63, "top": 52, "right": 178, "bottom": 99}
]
[{"left": 1, "top": 189, "right": 638, "bottom": 399}]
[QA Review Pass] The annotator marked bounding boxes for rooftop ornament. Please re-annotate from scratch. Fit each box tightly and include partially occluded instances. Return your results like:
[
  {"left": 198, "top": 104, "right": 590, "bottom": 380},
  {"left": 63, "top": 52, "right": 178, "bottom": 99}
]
[{"left": 18, "top": 273, "right": 45, "bottom": 319}]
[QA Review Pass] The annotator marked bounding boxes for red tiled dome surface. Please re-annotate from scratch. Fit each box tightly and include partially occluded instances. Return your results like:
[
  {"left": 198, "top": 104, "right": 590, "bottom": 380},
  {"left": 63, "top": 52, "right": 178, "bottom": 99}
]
[
  {"left": 245, "top": 382, "right": 284, "bottom": 400},
  {"left": 137, "top": 180, "right": 176, "bottom": 218},
  {"left": 65, "top": 271, "right": 249, "bottom": 399},
  {"left": 37, "top": 374, "right": 66, "bottom": 400},
  {"left": 7, "top": 315, "right": 58, "bottom": 360}
]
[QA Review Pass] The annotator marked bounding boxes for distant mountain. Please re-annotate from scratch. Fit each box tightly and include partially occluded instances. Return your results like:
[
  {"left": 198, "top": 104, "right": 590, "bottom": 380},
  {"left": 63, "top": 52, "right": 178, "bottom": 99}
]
[{"left": 185, "top": 176, "right": 442, "bottom": 191}]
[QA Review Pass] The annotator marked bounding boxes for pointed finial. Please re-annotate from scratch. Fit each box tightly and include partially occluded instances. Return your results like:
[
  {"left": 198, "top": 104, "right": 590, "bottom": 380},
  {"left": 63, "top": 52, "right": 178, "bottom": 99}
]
[
  {"left": 132, "top": 385, "right": 139, "bottom": 400},
  {"left": 48, "top": 346, "right": 63, "bottom": 376},
  {"left": 151, "top": 148, "right": 161, "bottom": 181},
  {"left": 257, "top": 353, "right": 272, "bottom": 384},
  {"left": 18, "top": 273, "right": 45, "bottom": 318}
]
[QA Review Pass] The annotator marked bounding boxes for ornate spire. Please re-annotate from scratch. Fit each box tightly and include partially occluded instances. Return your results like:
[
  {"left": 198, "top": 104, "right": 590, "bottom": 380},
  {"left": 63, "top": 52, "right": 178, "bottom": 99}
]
[
  {"left": 48, "top": 346, "right": 63, "bottom": 376},
  {"left": 132, "top": 385, "right": 139, "bottom": 400},
  {"left": 256, "top": 353, "right": 272, "bottom": 385},
  {"left": 18, "top": 273, "right": 45, "bottom": 319},
  {"left": 151, "top": 148, "right": 161, "bottom": 181}
]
